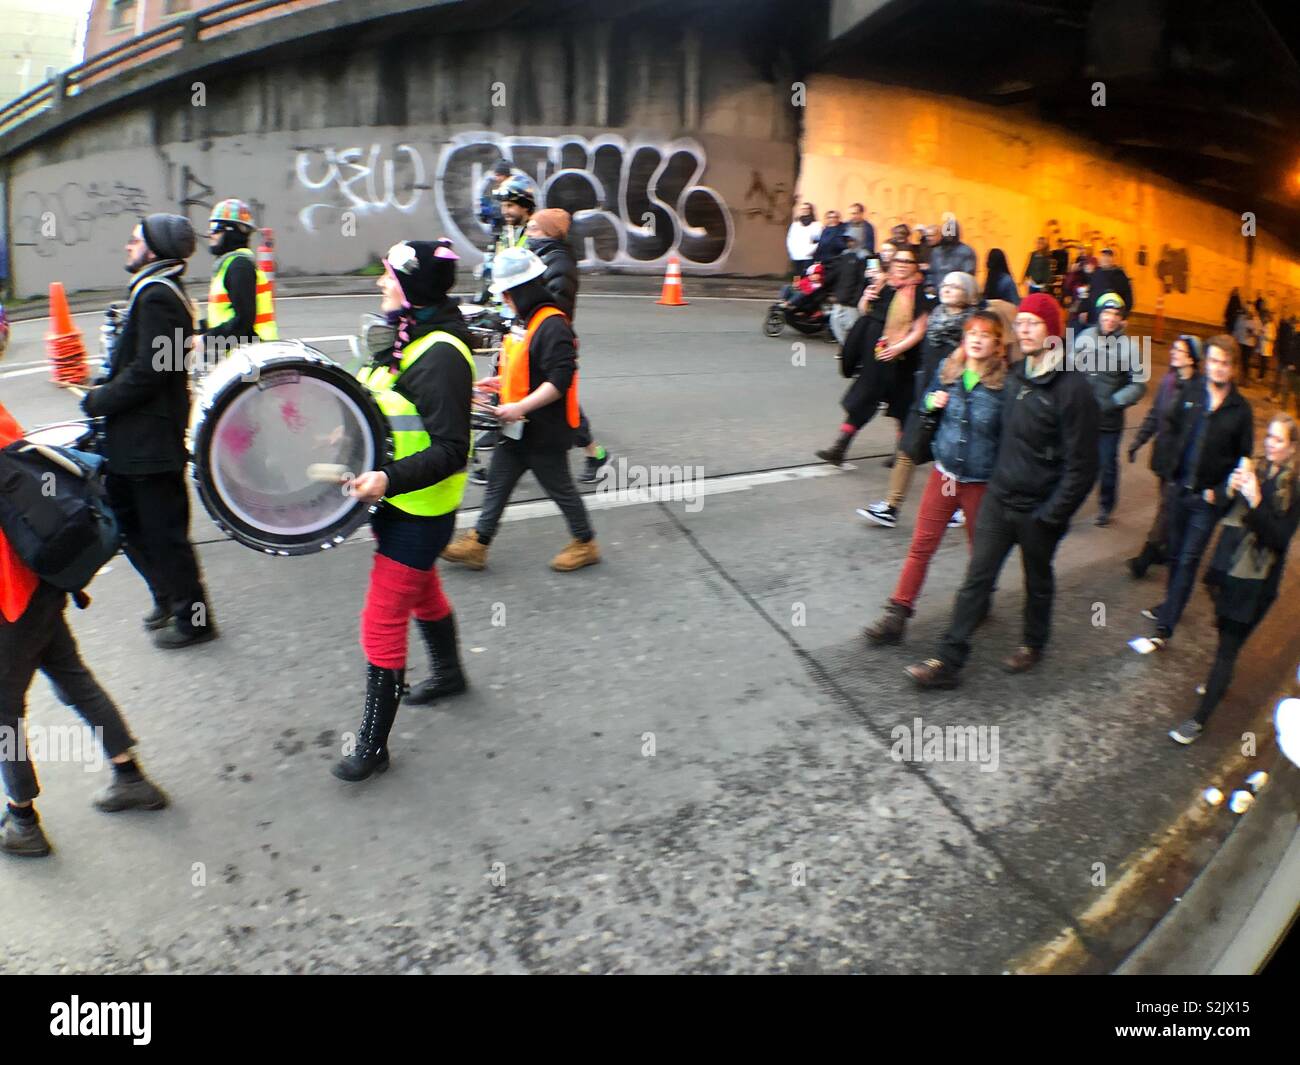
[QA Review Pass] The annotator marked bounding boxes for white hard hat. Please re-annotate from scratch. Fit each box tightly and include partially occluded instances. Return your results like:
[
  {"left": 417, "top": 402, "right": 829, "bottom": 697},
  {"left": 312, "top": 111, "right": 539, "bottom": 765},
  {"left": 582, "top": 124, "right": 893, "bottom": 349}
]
[{"left": 489, "top": 247, "right": 547, "bottom": 296}]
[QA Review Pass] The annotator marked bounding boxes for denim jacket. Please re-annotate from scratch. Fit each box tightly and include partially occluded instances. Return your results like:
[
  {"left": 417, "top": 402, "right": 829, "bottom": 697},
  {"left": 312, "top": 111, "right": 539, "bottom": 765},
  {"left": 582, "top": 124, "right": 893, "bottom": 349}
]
[{"left": 928, "top": 355, "right": 1008, "bottom": 483}]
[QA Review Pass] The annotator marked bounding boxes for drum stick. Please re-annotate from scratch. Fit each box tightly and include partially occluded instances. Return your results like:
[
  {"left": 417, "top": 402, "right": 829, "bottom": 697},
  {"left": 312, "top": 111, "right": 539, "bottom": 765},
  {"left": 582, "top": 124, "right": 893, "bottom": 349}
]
[{"left": 306, "top": 463, "right": 352, "bottom": 483}]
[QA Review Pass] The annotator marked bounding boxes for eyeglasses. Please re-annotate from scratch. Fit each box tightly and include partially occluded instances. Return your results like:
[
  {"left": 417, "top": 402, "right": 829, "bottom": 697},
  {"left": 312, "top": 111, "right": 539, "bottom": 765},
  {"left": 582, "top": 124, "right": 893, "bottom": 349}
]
[{"left": 892, "top": 257, "right": 916, "bottom": 265}]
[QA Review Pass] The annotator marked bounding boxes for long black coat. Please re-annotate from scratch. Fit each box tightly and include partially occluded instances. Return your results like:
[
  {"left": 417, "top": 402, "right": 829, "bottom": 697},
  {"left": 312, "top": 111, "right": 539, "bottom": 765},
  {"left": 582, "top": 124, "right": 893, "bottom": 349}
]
[
  {"left": 82, "top": 279, "right": 194, "bottom": 475},
  {"left": 840, "top": 286, "right": 934, "bottom": 425}
]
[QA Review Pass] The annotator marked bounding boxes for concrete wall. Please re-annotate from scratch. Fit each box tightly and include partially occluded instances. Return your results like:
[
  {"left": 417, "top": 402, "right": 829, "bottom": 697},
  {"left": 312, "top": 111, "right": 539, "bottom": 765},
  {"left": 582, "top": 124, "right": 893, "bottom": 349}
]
[
  {"left": 5, "top": 8, "right": 800, "bottom": 296},
  {"left": 799, "top": 76, "right": 1300, "bottom": 324}
]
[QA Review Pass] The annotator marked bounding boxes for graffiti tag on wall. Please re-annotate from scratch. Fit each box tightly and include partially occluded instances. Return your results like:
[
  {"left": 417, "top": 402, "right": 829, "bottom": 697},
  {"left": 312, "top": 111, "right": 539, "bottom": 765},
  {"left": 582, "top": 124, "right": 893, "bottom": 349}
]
[
  {"left": 435, "top": 132, "right": 733, "bottom": 269},
  {"left": 294, "top": 143, "right": 427, "bottom": 231},
  {"left": 12, "top": 181, "right": 152, "bottom": 257}
]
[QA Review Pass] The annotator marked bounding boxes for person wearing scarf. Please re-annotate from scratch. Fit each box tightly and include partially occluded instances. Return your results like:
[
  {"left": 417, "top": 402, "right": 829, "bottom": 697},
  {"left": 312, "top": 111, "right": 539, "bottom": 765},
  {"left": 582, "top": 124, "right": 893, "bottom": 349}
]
[
  {"left": 861, "top": 271, "right": 979, "bottom": 527},
  {"left": 81, "top": 214, "right": 216, "bottom": 651},
  {"left": 815, "top": 246, "right": 934, "bottom": 466},
  {"left": 1170, "top": 414, "right": 1300, "bottom": 743}
]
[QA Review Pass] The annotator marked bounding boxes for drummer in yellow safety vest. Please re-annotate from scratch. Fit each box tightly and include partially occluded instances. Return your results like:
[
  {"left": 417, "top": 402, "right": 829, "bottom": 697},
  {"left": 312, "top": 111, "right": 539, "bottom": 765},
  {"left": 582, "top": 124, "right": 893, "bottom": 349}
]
[
  {"left": 198, "top": 199, "right": 277, "bottom": 365},
  {"left": 334, "top": 238, "right": 476, "bottom": 783}
]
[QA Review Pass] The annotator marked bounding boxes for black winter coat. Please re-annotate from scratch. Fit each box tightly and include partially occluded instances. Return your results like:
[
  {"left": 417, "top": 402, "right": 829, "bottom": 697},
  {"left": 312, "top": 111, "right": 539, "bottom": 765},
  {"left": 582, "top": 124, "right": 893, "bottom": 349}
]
[
  {"left": 988, "top": 356, "right": 1100, "bottom": 526},
  {"left": 1131, "top": 369, "right": 1195, "bottom": 475},
  {"left": 528, "top": 237, "right": 579, "bottom": 321},
  {"left": 378, "top": 299, "right": 475, "bottom": 499},
  {"left": 1156, "top": 379, "right": 1253, "bottom": 494},
  {"left": 1203, "top": 468, "right": 1300, "bottom": 626},
  {"left": 1088, "top": 266, "right": 1133, "bottom": 319},
  {"left": 82, "top": 274, "right": 194, "bottom": 475}
]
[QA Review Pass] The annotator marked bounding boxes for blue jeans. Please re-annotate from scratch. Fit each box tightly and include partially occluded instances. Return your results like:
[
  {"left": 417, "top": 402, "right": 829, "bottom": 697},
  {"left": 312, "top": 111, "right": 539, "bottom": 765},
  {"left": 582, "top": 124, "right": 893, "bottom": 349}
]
[
  {"left": 1156, "top": 486, "right": 1218, "bottom": 637},
  {"left": 1097, "top": 430, "right": 1120, "bottom": 513}
]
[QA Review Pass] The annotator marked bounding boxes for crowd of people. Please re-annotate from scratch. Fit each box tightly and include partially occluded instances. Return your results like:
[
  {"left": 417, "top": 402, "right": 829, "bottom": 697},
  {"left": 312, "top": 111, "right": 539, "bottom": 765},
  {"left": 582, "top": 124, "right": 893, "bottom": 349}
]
[
  {"left": 2, "top": 193, "right": 1299, "bottom": 860},
  {"left": 799, "top": 208, "right": 1300, "bottom": 751}
]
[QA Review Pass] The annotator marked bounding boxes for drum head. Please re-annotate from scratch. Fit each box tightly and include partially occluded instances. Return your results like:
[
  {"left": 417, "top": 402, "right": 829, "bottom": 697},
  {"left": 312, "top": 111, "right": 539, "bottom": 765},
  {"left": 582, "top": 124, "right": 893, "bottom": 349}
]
[
  {"left": 25, "top": 421, "right": 93, "bottom": 450},
  {"left": 191, "top": 345, "right": 390, "bottom": 555}
]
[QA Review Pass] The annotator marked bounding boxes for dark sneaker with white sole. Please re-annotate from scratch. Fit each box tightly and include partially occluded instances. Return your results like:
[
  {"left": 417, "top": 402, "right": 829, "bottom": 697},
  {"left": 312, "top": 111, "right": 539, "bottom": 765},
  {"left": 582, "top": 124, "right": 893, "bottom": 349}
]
[
  {"left": 859, "top": 504, "right": 898, "bottom": 528},
  {"left": 948, "top": 509, "right": 966, "bottom": 529},
  {"left": 1141, "top": 606, "right": 1161, "bottom": 622},
  {"left": 469, "top": 465, "right": 489, "bottom": 486},
  {"left": 1169, "top": 719, "right": 1203, "bottom": 744},
  {"left": 1, "top": 808, "right": 51, "bottom": 857}
]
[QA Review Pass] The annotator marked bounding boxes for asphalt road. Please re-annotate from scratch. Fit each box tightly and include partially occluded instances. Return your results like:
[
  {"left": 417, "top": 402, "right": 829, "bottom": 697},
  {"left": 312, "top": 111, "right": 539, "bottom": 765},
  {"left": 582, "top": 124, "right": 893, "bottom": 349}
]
[{"left": 1, "top": 292, "right": 1295, "bottom": 973}]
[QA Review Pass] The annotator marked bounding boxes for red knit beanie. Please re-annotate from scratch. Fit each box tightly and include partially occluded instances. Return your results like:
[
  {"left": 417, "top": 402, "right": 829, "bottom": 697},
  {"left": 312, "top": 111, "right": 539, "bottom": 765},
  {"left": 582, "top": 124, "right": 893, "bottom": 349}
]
[{"left": 1018, "top": 293, "right": 1063, "bottom": 339}]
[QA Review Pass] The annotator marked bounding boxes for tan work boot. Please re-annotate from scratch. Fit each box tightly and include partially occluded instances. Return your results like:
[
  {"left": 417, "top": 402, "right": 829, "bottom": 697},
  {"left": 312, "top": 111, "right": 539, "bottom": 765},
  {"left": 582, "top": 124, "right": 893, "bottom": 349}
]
[
  {"left": 550, "top": 538, "right": 601, "bottom": 572},
  {"left": 441, "top": 530, "right": 488, "bottom": 570}
]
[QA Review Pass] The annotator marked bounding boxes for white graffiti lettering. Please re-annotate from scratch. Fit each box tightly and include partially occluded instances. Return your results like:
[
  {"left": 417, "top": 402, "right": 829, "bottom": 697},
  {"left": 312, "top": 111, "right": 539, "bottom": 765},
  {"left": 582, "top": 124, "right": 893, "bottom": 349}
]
[
  {"left": 294, "top": 143, "right": 426, "bottom": 231},
  {"left": 434, "top": 132, "right": 733, "bottom": 270}
]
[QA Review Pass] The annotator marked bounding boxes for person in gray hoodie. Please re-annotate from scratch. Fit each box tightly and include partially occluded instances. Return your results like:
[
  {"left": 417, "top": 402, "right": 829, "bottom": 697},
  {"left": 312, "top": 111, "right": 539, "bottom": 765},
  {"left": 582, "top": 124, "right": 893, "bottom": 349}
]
[
  {"left": 1073, "top": 291, "right": 1146, "bottom": 525},
  {"left": 924, "top": 214, "right": 977, "bottom": 288}
]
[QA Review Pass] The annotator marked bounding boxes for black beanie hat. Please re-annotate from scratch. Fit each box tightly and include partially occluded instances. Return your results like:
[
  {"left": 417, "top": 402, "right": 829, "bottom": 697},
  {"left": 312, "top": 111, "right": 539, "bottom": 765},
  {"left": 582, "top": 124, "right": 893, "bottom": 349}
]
[
  {"left": 141, "top": 213, "right": 197, "bottom": 260},
  {"left": 384, "top": 239, "right": 458, "bottom": 307}
]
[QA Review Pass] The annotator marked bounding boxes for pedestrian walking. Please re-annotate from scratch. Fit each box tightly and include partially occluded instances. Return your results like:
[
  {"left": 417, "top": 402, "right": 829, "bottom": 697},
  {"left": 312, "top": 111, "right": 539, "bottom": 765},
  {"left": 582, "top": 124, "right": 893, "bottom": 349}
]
[
  {"left": 1126, "top": 335, "right": 1201, "bottom": 576},
  {"left": 1170, "top": 414, "right": 1299, "bottom": 743},
  {"left": 80, "top": 215, "right": 216, "bottom": 650},
  {"left": 906, "top": 294, "right": 1099, "bottom": 688},
  {"left": 0, "top": 399, "right": 168, "bottom": 857},
  {"left": 333, "top": 239, "right": 476, "bottom": 781},
  {"left": 1136, "top": 336, "right": 1253, "bottom": 651},
  {"left": 864, "top": 310, "right": 1009, "bottom": 644}
]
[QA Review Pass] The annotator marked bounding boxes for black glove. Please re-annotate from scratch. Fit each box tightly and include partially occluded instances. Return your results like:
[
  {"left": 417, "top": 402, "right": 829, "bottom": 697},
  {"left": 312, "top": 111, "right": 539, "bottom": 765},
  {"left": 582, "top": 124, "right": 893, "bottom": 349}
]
[{"left": 1127, "top": 446, "right": 1137, "bottom": 464}]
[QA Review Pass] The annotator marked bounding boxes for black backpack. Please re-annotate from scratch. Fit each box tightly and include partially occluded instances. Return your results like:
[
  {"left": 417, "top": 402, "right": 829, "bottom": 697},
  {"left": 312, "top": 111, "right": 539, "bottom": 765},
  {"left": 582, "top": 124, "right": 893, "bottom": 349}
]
[{"left": 0, "top": 440, "right": 121, "bottom": 594}]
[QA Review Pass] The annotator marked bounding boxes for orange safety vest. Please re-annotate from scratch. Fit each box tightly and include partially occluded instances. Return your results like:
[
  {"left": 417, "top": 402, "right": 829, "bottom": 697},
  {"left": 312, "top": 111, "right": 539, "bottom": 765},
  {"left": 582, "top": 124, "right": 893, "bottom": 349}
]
[
  {"left": 500, "top": 305, "right": 580, "bottom": 428},
  {"left": 0, "top": 402, "right": 40, "bottom": 623}
]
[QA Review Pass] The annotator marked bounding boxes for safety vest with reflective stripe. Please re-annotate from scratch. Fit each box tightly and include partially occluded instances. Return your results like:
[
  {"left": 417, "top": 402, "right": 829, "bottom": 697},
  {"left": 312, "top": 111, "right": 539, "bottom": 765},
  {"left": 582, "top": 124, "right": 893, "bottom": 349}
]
[
  {"left": 494, "top": 225, "right": 528, "bottom": 258},
  {"left": 500, "top": 305, "right": 580, "bottom": 428},
  {"left": 356, "top": 330, "right": 476, "bottom": 517},
  {"left": 208, "top": 248, "right": 278, "bottom": 340}
]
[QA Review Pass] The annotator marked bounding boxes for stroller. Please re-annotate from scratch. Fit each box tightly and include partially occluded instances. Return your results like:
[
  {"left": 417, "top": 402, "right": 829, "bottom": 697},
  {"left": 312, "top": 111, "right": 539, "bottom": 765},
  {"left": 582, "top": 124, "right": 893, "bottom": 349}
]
[{"left": 763, "top": 263, "right": 835, "bottom": 340}]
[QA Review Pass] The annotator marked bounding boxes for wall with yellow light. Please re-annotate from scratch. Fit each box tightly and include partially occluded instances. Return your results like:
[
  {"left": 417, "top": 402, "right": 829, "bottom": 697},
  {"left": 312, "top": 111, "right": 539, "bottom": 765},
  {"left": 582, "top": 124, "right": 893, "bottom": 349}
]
[{"left": 800, "top": 76, "right": 1300, "bottom": 327}]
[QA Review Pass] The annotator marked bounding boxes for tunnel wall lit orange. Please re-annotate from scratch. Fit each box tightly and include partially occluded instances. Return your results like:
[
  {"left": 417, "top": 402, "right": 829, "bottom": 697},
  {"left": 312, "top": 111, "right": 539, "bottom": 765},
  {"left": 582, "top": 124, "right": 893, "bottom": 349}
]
[{"left": 800, "top": 76, "right": 1300, "bottom": 326}]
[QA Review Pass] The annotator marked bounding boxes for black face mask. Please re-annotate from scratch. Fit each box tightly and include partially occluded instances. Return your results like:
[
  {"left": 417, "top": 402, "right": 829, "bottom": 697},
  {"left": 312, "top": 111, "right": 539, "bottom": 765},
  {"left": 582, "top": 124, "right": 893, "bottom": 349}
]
[
  {"left": 799, "top": 213, "right": 813, "bottom": 224},
  {"left": 209, "top": 226, "right": 250, "bottom": 257}
]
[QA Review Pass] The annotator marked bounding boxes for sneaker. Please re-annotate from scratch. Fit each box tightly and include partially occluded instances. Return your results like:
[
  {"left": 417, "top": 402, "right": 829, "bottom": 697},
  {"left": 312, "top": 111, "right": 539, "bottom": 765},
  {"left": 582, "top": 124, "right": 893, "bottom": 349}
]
[
  {"left": 579, "top": 450, "right": 613, "bottom": 484},
  {"left": 859, "top": 504, "right": 898, "bottom": 528},
  {"left": 1141, "top": 605, "right": 1161, "bottom": 622},
  {"left": 1195, "top": 683, "right": 1206, "bottom": 696},
  {"left": 1169, "top": 719, "right": 1203, "bottom": 745},
  {"left": 550, "top": 538, "right": 601, "bottom": 572},
  {"left": 1, "top": 807, "right": 51, "bottom": 858},
  {"left": 862, "top": 500, "right": 891, "bottom": 516},
  {"left": 468, "top": 465, "right": 489, "bottom": 486},
  {"left": 153, "top": 620, "right": 219, "bottom": 650},
  {"left": 948, "top": 509, "right": 966, "bottom": 529},
  {"left": 142, "top": 604, "right": 170, "bottom": 632},
  {"left": 93, "top": 774, "right": 169, "bottom": 813}
]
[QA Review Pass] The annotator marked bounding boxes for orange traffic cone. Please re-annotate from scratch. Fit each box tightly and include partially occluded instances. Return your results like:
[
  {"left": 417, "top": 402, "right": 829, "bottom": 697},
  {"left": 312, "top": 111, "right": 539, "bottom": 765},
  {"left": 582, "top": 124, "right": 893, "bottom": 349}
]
[
  {"left": 46, "top": 282, "right": 90, "bottom": 385},
  {"left": 656, "top": 254, "right": 688, "bottom": 306},
  {"left": 257, "top": 227, "right": 277, "bottom": 294}
]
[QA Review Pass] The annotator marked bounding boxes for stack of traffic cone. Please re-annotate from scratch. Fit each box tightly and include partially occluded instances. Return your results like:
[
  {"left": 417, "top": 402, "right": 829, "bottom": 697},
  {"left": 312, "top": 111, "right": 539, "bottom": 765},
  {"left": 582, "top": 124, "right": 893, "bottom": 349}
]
[
  {"left": 655, "top": 254, "right": 688, "bottom": 306},
  {"left": 46, "top": 282, "right": 90, "bottom": 385},
  {"left": 257, "top": 228, "right": 277, "bottom": 295}
]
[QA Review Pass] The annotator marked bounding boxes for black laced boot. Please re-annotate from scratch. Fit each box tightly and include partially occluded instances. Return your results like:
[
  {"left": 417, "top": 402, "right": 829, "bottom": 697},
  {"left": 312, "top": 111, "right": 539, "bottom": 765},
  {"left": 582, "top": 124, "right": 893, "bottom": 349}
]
[
  {"left": 815, "top": 430, "right": 855, "bottom": 467},
  {"left": 406, "top": 615, "right": 469, "bottom": 705},
  {"left": 1127, "top": 541, "right": 1158, "bottom": 579},
  {"left": 332, "top": 664, "right": 404, "bottom": 782}
]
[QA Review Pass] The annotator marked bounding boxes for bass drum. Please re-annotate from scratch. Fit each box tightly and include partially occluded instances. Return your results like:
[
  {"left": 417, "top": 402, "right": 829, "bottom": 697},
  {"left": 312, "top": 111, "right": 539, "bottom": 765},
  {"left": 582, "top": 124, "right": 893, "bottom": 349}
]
[{"left": 190, "top": 343, "right": 390, "bottom": 556}]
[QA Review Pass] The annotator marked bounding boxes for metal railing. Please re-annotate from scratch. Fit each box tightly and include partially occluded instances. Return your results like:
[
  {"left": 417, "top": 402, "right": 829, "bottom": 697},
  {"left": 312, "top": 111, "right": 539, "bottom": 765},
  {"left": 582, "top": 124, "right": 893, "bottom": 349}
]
[{"left": 0, "top": 0, "right": 310, "bottom": 139}]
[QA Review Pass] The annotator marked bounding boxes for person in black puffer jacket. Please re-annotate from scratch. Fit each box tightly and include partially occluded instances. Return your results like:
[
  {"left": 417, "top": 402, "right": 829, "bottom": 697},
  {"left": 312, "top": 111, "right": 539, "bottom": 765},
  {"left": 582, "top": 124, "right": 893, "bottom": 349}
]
[
  {"left": 1169, "top": 414, "right": 1300, "bottom": 744},
  {"left": 81, "top": 214, "right": 216, "bottom": 651},
  {"left": 526, "top": 208, "right": 614, "bottom": 484}
]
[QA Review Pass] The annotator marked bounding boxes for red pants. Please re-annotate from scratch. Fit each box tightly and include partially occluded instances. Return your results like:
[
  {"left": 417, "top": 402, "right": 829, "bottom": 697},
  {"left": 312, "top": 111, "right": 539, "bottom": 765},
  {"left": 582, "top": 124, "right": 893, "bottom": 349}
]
[
  {"left": 890, "top": 469, "right": 987, "bottom": 611},
  {"left": 359, "top": 553, "right": 451, "bottom": 669}
]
